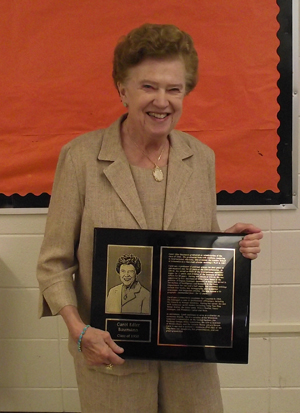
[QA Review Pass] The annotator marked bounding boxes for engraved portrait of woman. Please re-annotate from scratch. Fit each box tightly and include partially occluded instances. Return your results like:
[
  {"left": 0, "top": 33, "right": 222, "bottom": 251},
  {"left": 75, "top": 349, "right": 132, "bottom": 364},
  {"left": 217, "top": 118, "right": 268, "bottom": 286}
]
[{"left": 106, "top": 253, "right": 151, "bottom": 314}]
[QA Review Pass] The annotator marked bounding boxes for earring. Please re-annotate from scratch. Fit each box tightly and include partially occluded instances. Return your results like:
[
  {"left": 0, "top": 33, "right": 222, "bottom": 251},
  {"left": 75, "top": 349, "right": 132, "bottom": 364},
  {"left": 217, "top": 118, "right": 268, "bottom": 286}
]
[{"left": 123, "top": 102, "right": 128, "bottom": 108}]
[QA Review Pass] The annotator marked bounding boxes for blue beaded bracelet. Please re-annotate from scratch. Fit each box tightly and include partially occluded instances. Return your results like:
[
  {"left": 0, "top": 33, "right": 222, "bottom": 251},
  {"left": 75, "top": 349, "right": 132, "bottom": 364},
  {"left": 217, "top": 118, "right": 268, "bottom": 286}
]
[{"left": 77, "top": 325, "right": 90, "bottom": 352}]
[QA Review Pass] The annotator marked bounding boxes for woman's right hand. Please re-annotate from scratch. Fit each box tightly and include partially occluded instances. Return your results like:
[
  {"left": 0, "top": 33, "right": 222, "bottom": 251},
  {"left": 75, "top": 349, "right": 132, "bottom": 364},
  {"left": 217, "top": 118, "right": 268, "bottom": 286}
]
[
  {"left": 59, "top": 305, "right": 124, "bottom": 366},
  {"left": 80, "top": 326, "right": 125, "bottom": 366}
]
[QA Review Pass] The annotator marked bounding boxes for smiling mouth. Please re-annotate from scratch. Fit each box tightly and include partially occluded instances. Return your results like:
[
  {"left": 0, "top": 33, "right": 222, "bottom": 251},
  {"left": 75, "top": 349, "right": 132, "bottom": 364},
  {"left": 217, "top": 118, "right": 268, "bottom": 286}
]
[{"left": 147, "top": 112, "right": 170, "bottom": 119}]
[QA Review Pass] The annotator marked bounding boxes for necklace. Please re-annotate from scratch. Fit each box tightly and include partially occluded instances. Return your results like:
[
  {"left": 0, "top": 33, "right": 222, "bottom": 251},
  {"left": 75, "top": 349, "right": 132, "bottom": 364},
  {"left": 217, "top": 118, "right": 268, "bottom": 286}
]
[{"left": 128, "top": 137, "right": 167, "bottom": 182}]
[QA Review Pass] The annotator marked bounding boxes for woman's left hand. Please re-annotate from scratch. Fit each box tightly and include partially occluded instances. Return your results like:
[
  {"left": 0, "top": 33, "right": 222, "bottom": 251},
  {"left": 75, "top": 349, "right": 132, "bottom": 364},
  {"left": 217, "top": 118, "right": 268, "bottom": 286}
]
[{"left": 224, "top": 223, "right": 263, "bottom": 260}]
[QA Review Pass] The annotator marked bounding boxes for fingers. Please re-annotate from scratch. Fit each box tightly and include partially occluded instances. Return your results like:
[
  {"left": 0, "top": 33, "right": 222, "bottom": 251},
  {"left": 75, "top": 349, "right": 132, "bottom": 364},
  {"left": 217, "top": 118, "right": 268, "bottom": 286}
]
[
  {"left": 240, "top": 251, "right": 259, "bottom": 259},
  {"left": 242, "top": 231, "right": 264, "bottom": 241},
  {"left": 81, "top": 328, "right": 125, "bottom": 366},
  {"left": 225, "top": 222, "right": 262, "bottom": 235},
  {"left": 106, "top": 349, "right": 126, "bottom": 366},
  {"left": 87, "top": 343, "right": 124, "bottom": 366},
  {"left": 224, "top": 222, "right": 263, "bottom": 260},
  {"left": 240, "top": 224, "right": 262, "bottom": 235},
  {"left": 239, "top": 232, "right": 262, "bottom": 259},
  {"left": 103, "top": 332, "right": 125, "bottom": 354},
  {"left": 239, "top": 247, "right": 260, "bottom": 259},
  {"left": 102, "top": 331, "right": 125, "bottom": 365}
]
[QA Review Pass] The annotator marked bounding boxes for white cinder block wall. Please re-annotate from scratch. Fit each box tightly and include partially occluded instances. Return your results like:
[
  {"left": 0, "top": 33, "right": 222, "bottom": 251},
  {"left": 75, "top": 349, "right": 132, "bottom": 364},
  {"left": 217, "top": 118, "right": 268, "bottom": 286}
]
[
  {"left": 0, "top": 170, "right": 300, "bottom": 412},
  {"left": 1, "top": 170, "right": 299, "bottom": 413},
  {"left": 1, "top": 23, "right": 300, "bottom": 413}
]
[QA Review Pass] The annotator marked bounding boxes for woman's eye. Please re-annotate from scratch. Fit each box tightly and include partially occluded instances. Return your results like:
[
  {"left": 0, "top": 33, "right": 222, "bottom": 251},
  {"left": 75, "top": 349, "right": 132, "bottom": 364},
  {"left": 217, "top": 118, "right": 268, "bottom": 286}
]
[
  {"left": 169, "top": 88, "right": 180, "bottom": 93},
  {"left": 143, "top": 84, "right": 153, "bottom": 89}
]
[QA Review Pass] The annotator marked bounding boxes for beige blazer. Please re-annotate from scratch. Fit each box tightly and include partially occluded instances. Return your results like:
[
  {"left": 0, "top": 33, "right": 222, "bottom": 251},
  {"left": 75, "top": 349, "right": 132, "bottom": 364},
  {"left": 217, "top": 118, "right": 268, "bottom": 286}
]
[
  {"left": 37, "top": 115, "right": 220, "bottom": 363},
  {"left": 106, "top": 282, "right": 150, "bottom": 314}
]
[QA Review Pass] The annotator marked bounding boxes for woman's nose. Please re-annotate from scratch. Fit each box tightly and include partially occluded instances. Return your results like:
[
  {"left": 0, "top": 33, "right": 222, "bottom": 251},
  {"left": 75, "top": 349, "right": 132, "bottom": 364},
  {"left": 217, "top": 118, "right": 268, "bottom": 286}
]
[{"left": 153, "top": 89, "right": 168, "bottom": 107}]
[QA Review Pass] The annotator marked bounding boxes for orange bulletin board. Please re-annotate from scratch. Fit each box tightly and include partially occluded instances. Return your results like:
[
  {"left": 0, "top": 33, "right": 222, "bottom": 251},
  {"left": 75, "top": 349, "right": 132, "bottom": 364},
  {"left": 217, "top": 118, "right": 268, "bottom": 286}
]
[{"left": 0, "top": 0, "right": 294, "bottom": 208}]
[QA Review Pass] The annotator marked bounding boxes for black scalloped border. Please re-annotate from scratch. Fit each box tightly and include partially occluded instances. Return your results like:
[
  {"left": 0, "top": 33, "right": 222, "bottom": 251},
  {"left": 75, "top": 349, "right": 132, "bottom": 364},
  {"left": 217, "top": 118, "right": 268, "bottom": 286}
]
[
  {"left": 218, "top": 0, "right": 293, "bottom": 206},
  {"left": 0, "top": 0, "right": 293, "bottom": 208},
  {"left": 0, "top": 192, "right": 50, "bottom": 208}
]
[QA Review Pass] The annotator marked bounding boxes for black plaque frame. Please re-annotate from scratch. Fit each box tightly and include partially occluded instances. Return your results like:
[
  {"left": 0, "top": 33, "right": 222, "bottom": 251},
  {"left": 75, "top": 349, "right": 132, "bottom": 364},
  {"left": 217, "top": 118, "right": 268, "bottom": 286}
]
[{"left": 91, "top": 228, "right": 251, "bottom": 364}]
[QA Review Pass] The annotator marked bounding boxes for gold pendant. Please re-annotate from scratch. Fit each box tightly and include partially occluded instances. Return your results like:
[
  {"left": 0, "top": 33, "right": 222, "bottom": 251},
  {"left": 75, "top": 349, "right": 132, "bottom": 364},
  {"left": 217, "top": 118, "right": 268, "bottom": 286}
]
[{"left": 153, "top": 165, "right": 164, "bottom": 182}]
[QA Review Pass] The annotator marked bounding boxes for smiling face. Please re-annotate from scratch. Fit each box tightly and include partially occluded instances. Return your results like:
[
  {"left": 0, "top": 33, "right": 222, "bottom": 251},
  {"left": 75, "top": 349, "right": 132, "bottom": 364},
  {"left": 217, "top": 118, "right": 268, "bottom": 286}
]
[
  {"left": 118, "top": 58, "right": 186, "bottom": 141},
  {"left": 119, "top": 264, "right": 137, "bottom": 287}
]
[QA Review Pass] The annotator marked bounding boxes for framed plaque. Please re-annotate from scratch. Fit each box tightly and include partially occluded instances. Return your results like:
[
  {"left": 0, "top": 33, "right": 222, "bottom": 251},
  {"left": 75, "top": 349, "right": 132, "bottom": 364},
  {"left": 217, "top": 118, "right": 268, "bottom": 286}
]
[{"left": 91, "top": 228, "right": 251, "bottom": 364}]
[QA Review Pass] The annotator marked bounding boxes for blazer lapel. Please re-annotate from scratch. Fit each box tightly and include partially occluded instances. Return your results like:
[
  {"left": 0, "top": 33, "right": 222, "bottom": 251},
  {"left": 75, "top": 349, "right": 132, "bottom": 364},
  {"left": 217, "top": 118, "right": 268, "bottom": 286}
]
[
  {"left": 98, "top": 118, "right": 148, "bottom": 229},
  {"left": 98, "top": 118, "right": 194, "bottom": 231},
  {"left": 163, "top": 130, "right": 194, "bottom": 230}
]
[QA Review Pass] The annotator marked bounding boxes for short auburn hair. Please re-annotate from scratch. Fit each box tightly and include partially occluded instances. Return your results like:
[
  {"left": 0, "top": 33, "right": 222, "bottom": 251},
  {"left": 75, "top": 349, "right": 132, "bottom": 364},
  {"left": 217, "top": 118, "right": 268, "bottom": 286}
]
[{"left": 112, "top": 23, "right": 198, "bottom": 95}]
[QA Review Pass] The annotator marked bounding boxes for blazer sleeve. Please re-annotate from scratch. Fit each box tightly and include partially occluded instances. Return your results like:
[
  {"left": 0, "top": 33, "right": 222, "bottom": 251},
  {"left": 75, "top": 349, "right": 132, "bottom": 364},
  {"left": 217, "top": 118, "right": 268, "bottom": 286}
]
[
  {"left": 36, "top": 143, "right": 84, "bottom": 317},
  {"left": 207, "top": 149, "right": 220, "bottom": 232}
]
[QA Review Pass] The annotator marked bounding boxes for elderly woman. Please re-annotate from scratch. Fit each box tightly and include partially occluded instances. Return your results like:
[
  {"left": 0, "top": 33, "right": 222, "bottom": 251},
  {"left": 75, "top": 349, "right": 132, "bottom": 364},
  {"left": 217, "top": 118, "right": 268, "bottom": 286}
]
[
  {"left": 37, "top": 23, "right": 262, "bottom": 413},
  {"left": 106, "top": 253, "right": 150, "bottom": 314}
]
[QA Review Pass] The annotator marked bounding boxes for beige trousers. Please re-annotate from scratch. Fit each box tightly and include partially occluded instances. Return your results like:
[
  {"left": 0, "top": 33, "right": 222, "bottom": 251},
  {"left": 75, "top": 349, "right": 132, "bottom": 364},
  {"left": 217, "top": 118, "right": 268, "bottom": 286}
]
[{"left": 74, "top": 356, "right": 224, "bottom": 413}]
